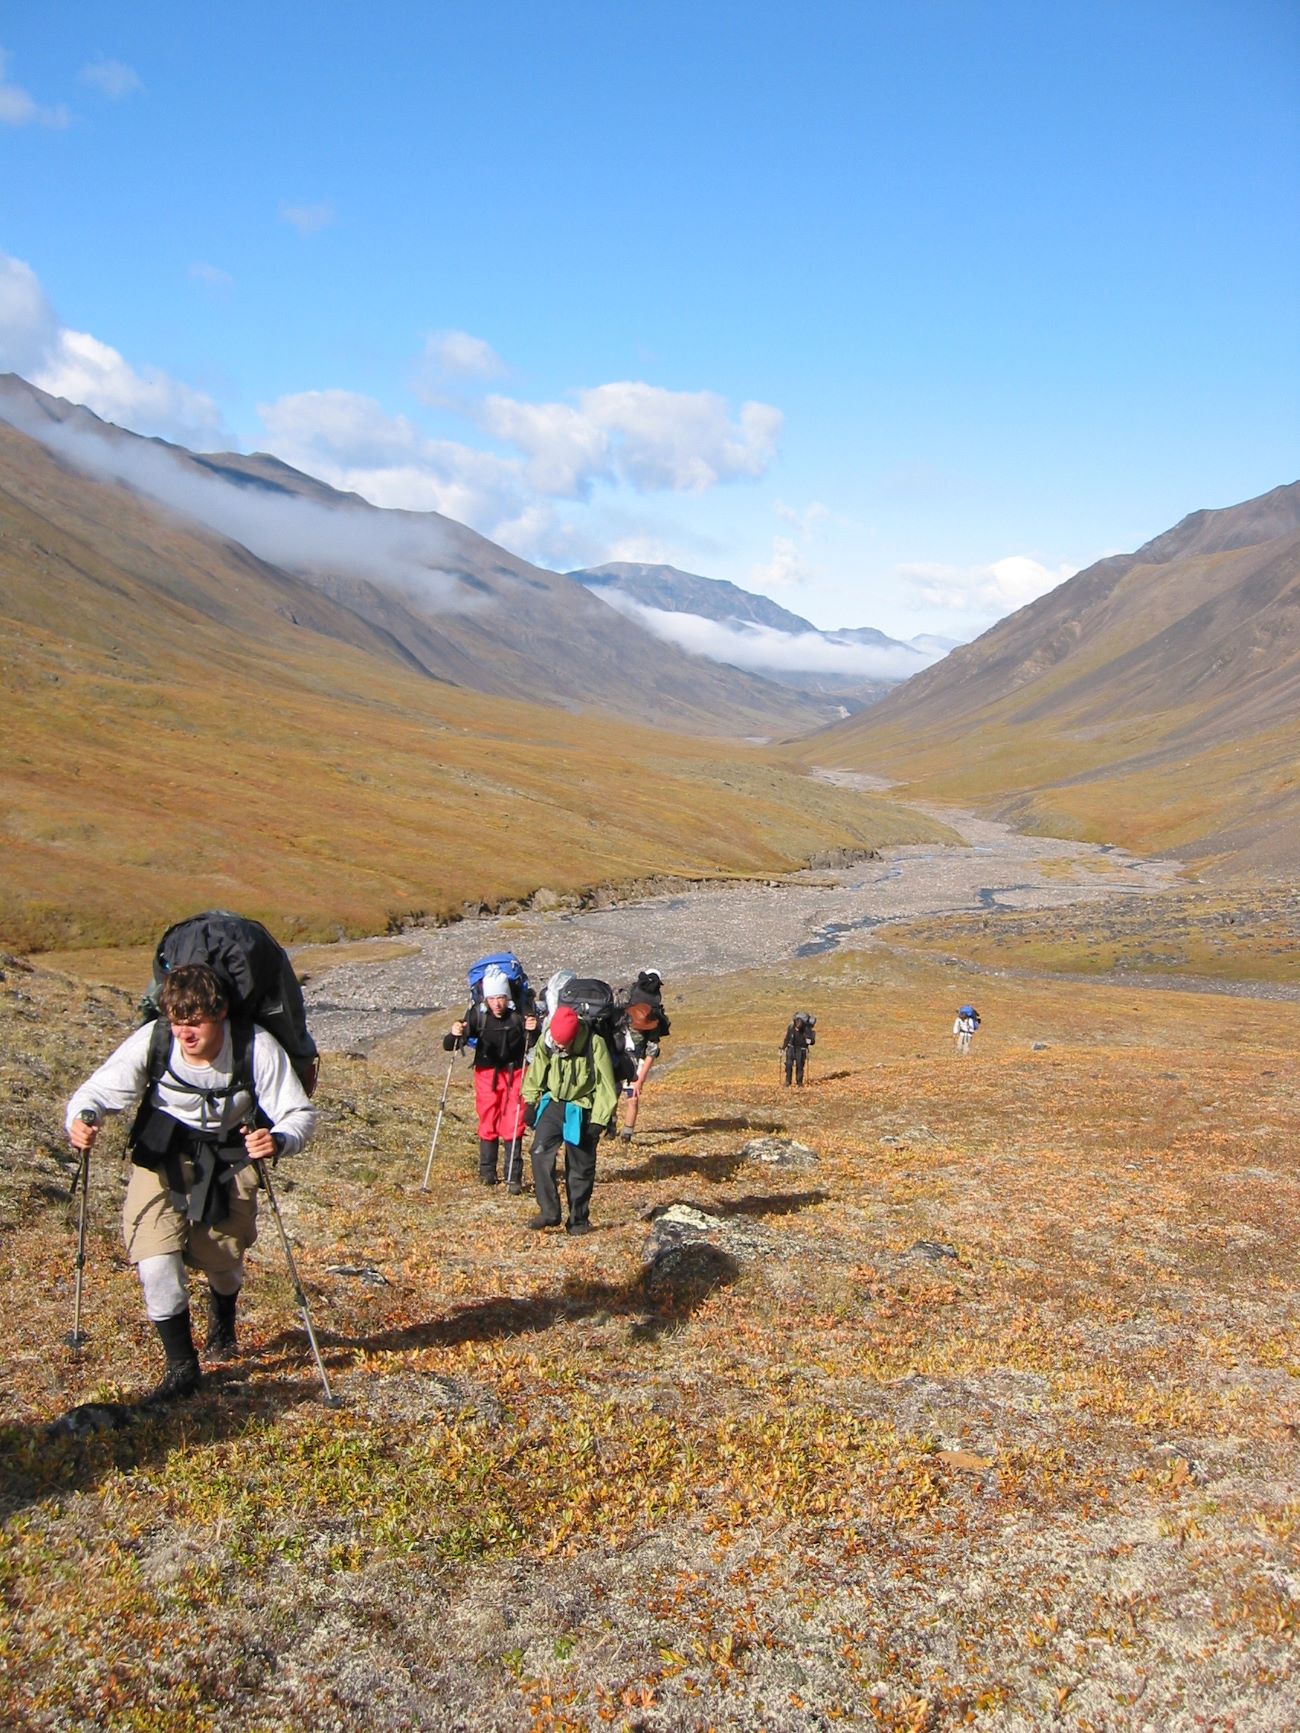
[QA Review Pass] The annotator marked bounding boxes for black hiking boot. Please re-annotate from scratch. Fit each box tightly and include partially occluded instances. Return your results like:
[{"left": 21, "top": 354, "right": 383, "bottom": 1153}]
[
  {"left": 527, "top": 1213, "right": 561, "bottom": 1231},
  {"left": 507, "top": 1180, "right": 524, "bottom": 1195},
  {"left": 204, "top": 1287, "right": 238, "bottom": 1360},
  {"left": 566, "top": 1220, "right": 593, "bottom": 1237},
  {"left": 478, "top": 1138, "right": 499, "bottom": 1186},
  {"left": 148, "top": 1311, "right": 202, "bottom": 1403}
]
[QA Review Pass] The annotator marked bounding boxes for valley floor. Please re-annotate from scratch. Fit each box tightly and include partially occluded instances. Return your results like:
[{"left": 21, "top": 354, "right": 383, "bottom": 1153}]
[{"left": 293, "top": 804, "right": 1187, "bottom": 1055}]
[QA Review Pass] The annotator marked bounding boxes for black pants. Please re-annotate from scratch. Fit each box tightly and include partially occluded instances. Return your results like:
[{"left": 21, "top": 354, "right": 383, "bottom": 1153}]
[
  {"left": 530, "top": 1101, "right": 598, "bottom": 1226},
  {"left": 784, "top": 1047, "right": 807, "bottom": 1085}
]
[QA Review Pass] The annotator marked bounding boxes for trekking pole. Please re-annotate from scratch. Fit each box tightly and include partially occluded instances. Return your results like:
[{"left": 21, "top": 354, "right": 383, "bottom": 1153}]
[
  {"left": 421, "top": 1037, "right": 462, "bottom": 1191},
  {"left": 254, "top": 1154, "right": 338, "bottom": 1407},
  {"left": 66, "top": 1109, "right": 96, "bottom": 1351}
]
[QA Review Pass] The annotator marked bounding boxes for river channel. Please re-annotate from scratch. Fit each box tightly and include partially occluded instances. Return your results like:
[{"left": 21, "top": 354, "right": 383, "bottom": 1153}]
[{"left": 301, "top": 794, "right": 1186, "bottom": 1053}]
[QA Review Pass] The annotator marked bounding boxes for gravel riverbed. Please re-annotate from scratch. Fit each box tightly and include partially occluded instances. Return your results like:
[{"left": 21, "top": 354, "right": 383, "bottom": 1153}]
[{"left": 301, "top": 798, "right": 1187, "bottom": 1054}]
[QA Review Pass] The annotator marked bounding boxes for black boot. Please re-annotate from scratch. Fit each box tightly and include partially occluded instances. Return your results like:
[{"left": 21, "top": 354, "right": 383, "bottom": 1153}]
[
  {"left": 478, "top": 1138, "right": 500, "bottom": 1185},
  {"left": 204, "top": 1286, "right": 238, "bottom": 1359},
  {"left": 149, "top": 1311, "right": 202, "bottom": 1402}
]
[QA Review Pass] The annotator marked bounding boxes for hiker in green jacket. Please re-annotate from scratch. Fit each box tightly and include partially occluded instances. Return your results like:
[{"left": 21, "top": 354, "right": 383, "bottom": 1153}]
[{"left": 520, "top": 1004, "right": 618, "bottom": 1236}]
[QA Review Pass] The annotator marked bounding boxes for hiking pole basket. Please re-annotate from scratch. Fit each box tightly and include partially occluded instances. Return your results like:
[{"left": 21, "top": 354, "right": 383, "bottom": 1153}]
[
  {"left": 65, "top": 1110, "right": 96, "bottom": 1351},
  {"left": 255, "top": 1157, "right": 338, "bottom": 1406},
  {"left": 421, "top": 1039, "right": 461, "bottom": 1191}
]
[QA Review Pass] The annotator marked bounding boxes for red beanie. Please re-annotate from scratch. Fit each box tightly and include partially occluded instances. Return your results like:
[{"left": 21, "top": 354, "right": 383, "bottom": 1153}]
[{"left": 550, "top": 1005, "right": 580, "bottom": 1046}]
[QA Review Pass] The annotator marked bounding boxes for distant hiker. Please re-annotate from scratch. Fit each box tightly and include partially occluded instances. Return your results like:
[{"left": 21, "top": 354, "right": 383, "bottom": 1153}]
[
  {"left": 65, "top": 963, "right": 317, "bottom": 1401},
  {"left": 520, "top": 1003, "right": 617, "bottom": 1235},
  {"left": 781, "top": 1012, "right": 816, "bottom": 1086},
  {"left": 953, "top": 1005, "right": 980, "bottom": 1055},
  {"left": 619, "top": 967, "right": 670, "bottom": 1140},
  {"left": 445, "top": 962, "right": 538, "bottom": 1191}
]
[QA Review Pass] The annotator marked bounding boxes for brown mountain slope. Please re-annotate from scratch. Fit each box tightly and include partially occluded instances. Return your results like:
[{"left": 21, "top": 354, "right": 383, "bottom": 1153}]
[
  {"left": 0, "top": 374, "right": 835, "bottom": 736},
  {"left": 791, "top": 484, "right": 1300, "bottom": 874},
  {"left": 0, "top": 408, "right": 950, "bottom": 951}
]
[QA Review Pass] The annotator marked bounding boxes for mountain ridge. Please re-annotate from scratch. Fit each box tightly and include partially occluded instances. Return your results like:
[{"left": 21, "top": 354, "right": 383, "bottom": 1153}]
[
  {"left": 794, "top": 481, "right": 1300, "bottom": 874},
  {"left": 0, "top": 373, "right": 842, "bottom": 736}
]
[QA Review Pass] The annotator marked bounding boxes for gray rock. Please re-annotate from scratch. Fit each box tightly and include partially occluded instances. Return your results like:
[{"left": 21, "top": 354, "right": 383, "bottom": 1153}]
[
  {"left": 643, "top": 1239, "right": 739, "bottom": 1304},
  {"left": 739, "top": 1136, "right": 818, "bottom": 1168},
  {"left": 326, "top": 1263, "right": 392, "bottom": 1287}
]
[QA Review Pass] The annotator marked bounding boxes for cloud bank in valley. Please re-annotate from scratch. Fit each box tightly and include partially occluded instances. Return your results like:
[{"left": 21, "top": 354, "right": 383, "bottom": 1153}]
[
  {"left": 588, "top": 589, "right": 943, "bottom": 681},
  {"left": 0, "top": 250, "right": 1071, "bottom": 637},
  {"left": 0, "top": 389, "right": 466, "bottom": 607}
]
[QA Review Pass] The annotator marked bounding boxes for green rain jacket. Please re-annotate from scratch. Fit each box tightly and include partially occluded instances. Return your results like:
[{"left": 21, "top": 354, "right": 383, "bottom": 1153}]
[{"left": 522, "top": 1024, "right": 618, "bottom": 1130}]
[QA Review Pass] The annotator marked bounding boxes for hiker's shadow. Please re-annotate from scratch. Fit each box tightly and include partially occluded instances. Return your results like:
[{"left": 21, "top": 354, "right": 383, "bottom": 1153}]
[
  {"left": 723, "top": 1189, "right": 829, "bottom": 1219},
  {"left": 608, "top": 1147, "right": 748, "bottom": 1185},
  {"left": 0, "top": 1367, "right": 328, "bottom": 1523},
  {"left": 336, "top": 1254, "right": 738, "bottom": 1357},
  {"left": 693, "top": 1116, "right": 785, "bottom": 1135},
  {"left": 815, "top": 1070, "right": 852, "bottom": 1082}
]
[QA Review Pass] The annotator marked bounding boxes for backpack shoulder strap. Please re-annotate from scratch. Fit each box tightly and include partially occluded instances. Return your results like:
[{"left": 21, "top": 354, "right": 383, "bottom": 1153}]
[
  {"left": 127, "top": 1018, "right": 173, "bottom": 1147},
  {"left": 231, "top": 1019, "right": 268, "bottom": 1128}
]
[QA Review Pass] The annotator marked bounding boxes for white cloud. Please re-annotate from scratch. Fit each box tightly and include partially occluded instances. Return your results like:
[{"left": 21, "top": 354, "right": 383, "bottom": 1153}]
[
  {"left": 751, "top": 534, "right": 807, "bottom": 590},
  {"left": 774, "top": 499, "right": 829, "bottom": 535},
  {"left": 589, "top": 592, "right": 940, "bottom": 681},
  {"left": 0, "top": 45, "right": 70, "bottom": 127},
  {"left": 79, "top": 59, "right": 143, "bottom": 100},
  {"left": 422, "top": 329, "right": 505, "bottom": 381},
  {"left": 899, "top": 554, "right": 1078, "bottom": 616},
  {"left": 479, "top": 395, "right": 612, "bottom": 495},
  {"left": 0, "top": 252, "right": 59, "bottom": 374},
  {"left": 34, "top": 329, "right": 227, "bottom": 447},
  {"left": 258, "top": 388, "right": 528, "bottom": 530},
  {"left": 477, "top": 381, "right": 782, "bottom": 498},
  {"left": 279, "top": 200, "right": 336, "bottom": 235},
  {"left": 0, "top": 250, "right": 226, "bottom": 446},
  {"left": 189, "top": 261, "right": 234, "bottom": 291}
]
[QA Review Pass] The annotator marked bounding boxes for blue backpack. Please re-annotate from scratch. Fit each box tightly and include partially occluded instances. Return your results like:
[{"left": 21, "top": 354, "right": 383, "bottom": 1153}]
[{"left": 464, "top": 952, "right": 534, "bottom": 1043}]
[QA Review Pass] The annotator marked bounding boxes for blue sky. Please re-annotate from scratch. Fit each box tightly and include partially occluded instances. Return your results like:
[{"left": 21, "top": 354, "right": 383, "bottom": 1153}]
[{"left": 2, "top": 0, "right": 1296, "bottom": 640}]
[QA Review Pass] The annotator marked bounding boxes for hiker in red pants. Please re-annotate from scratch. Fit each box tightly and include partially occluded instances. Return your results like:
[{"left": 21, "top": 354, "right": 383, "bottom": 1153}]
[{"left": 445, "top": 966, "right": 538, "bottom": 1191}]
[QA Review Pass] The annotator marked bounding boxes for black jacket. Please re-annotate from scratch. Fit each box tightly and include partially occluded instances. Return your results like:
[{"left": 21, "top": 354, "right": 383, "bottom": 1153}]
[{"left": 444, "top": 1003, "right": 534, "bottom": 1069}]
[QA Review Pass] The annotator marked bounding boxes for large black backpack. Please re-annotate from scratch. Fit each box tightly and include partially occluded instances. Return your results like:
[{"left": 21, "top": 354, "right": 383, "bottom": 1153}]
[
  {"left": 142, "top": 910, "right": 319, "bottom": 1093},
  {"left": 557, "top": 977, "right": 637, "bottom": 1086}
]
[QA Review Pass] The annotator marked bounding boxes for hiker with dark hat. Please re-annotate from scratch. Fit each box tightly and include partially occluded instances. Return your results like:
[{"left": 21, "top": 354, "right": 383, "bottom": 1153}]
[
  {"left": 520, "top": 1002, "right": 617, "bottom": 1235},
  {"left": 445, "top": 964, "right": 538, "bottom": 1191},
  {"left": 619, "top": 967, "right": 670, "bottom": 1141},
  {"left": 65, "top": 963, "right": 317, "bottom": 1401},
  {"left": 781, "top": 1012, "right": 816, "bottom": 1086}
]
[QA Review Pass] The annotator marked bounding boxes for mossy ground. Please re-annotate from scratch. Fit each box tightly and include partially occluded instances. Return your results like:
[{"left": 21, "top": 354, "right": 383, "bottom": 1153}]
[{"left": 1, "top": 932, "right": 1296, "bottom": 1731}]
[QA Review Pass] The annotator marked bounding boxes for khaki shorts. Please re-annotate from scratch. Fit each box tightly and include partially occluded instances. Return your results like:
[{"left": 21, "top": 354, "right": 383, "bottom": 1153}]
[{"left": 122, "top": 1157, "right": 260, "bottom": 1276}]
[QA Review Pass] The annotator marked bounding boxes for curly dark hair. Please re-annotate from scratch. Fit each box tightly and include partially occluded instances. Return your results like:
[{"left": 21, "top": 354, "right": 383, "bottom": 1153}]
[{"left": 158, "top": 964, "right": 228, "bottom": 1023}]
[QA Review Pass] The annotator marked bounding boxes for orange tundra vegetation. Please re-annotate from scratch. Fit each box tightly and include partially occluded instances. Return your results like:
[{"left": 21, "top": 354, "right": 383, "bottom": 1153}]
[{"left": 1, "top": 924, "right": 1296, "bottom": 1731}]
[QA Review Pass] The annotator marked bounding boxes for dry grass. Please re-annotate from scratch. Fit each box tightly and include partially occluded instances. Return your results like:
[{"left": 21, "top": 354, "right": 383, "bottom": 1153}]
[
  {"left": 2, "top": 924, "right": 1297, "bottom": 1731},
  {"left": 882, "top": 883, "right": 1300, "bottom": 988},
  {"left": 0, "top": 608, "right": 951, "bottom": 954}
]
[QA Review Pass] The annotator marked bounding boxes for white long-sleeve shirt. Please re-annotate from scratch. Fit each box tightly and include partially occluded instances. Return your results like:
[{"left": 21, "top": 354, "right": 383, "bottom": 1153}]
[{"left": 66, "top": 1021, "right": 317, "bottom": 1155}]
